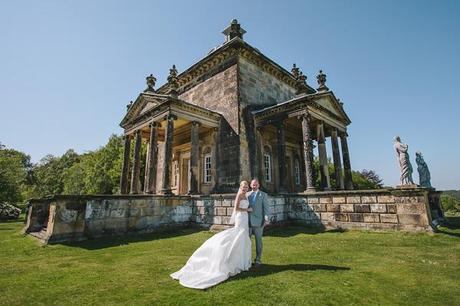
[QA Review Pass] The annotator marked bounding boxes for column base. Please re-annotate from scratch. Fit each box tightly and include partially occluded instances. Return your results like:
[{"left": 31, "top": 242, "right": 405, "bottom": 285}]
[
  {"left": 160, "top": 189, "right": 173, "bottom": 195},
  {"left": 303, "top": 187, "right": 317, "bottom": 193}
]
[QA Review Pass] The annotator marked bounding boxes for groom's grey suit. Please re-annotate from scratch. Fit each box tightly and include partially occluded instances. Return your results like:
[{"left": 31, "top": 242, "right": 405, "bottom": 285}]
[{"left": 247, "top": 189, "right": 270, "bottom": 264}]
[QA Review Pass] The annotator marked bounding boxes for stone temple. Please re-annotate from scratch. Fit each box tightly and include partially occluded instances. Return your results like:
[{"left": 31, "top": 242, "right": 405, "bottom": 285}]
[
  {"left": 120, "top": 19, "right": 352, "bottom": 196},
  {"left": 24, "top": 20, "right": 444, "bottom": 244}
]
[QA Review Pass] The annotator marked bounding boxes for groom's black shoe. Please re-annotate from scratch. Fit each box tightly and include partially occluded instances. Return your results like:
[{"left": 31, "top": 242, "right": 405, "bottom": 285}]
[{"left": 251, "top": 262, "right": 262, "bottom": 270}]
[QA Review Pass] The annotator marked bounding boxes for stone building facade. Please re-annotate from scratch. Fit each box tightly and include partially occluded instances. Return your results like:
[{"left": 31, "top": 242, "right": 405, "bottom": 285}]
[{"left": 119, "top": 20, "right": 353, "bottom": 196}]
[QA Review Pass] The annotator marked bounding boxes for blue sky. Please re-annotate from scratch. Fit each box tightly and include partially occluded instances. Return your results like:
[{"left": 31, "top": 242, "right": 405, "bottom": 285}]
[{"left": 1, "top": 0, "right": 459, "bottom": 190}]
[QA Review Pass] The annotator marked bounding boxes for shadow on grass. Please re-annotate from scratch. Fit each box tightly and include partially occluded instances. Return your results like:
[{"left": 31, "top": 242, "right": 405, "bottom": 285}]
[
  {"left": 226, "top": 263, "right": 350, "bottom": 283},
  {"left": 264, "top": 225, "right": 347, "bottom": 237},
  {"left": 61, "top": 227, "right": 206, "bottom": 250},
  {"left": 435, "top": 217, "right": 460, "bottom": 238}
]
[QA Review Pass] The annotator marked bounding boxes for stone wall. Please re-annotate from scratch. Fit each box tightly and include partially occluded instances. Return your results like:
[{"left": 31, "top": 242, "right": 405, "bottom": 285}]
[{"left": 24, "top": 188, "right": 443, "bottom": 244}]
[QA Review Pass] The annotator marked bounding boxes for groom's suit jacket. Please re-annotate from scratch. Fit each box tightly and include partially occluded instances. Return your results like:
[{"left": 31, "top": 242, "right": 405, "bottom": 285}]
[{"left": 247, "top": 190, "right": 270, "bottom": 227}]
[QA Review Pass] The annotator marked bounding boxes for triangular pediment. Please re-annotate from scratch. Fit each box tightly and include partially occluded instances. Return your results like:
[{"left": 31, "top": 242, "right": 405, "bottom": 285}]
[
  {"left": 120, "top": 93, "right": 166, "bottom": 128},
  {"left": 312, "top": 92, "right": 351, "bottom": 124}
]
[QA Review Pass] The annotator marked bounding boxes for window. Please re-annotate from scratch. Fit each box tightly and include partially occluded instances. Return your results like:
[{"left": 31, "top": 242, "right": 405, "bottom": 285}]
[
  {"left": 264, "top": 154, "right": 272, "bottom": 182},
  {"left": 203, "top": 154, "right": 212, "bottom": 183},
  {"left": 173, "top": 161, "right": 179, "bottom": 186},
  {"left": 294, "top": 159, "right": 301, "bottom": 185}
]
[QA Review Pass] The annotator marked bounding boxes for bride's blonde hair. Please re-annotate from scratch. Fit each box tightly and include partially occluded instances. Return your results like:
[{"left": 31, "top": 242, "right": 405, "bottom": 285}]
[{"left": 240, "top": 180, "right": 249, "bottom": 189}]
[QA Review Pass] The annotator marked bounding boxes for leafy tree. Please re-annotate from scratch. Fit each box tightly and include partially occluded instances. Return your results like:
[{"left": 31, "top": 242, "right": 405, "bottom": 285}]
[
  {"left": 313, "top": 157, "right": 383, "bottom": 190},
  {"left": 32, "top": 150, "right": 80, "bottom": 197},
  {"left": 0, "top": 146, "right": 33, "bottom": 203}
]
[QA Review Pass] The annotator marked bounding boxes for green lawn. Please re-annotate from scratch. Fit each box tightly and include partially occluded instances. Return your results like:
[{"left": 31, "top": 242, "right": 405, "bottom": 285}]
[{"left": 1, "top": 217, "right": 459, "bottom": 306}]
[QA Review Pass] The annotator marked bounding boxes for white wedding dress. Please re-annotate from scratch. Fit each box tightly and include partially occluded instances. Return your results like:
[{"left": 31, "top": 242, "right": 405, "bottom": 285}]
[{"left": 170, "top": 199, "right": 252, "bottom": 289}]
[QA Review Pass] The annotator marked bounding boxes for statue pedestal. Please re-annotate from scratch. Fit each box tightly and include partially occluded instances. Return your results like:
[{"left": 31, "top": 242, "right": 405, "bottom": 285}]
[{"left": 396, "top": 184, "right": 418, "bottom": 189}]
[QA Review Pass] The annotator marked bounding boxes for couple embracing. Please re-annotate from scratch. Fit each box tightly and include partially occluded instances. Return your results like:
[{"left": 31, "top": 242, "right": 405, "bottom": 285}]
[{"left": 171, "top": 179, "right": 270, "bottom": 289}]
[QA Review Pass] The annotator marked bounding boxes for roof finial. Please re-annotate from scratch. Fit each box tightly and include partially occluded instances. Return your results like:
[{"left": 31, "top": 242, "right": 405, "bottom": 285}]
[
  {"left": 316, "top": 70, "right": 329, "bottom": 92},
  {"left": 222, "top": 19, "right": 246, "bottom": 42},
  {"left": 292, "top": 63, "right": 308, "bottom": 94},
  {"left": 145, "top": 74, "right": 156, "bottom": 92},
  {"left": 167, "top": 64, "right": 179, "bottom": 97}
]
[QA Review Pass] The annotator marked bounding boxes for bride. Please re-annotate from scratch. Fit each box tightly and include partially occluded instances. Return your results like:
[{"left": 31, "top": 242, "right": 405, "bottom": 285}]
[{"left": 170, "top": 181, "right": 253, "bottom": 289}]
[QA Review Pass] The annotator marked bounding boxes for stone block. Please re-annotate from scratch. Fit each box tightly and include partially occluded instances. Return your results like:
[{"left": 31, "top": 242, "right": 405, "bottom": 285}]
[
  {"left": 363, "top": 213, "right": 380, "bottom": 223},
  {"left": 347, "top": 196, "right": 361, "bottom": 204},
  {"left": 355, "top": 204, "right": 370, "bottom": 213},
  {"left": 394, "top": 196, "right": 425, "bottom": 204},
  {"left": 213, "top": 216, "right": 222, "bottom": 224},
  {"left": 320, "top": 197, "right": 333, "bottom": 204},
  {"left": 387, "top": 204, "right": 397, "bottom": 214},
  {"left": 222, "top": 200, "right": 233, "bottom": 207},
  {"left": 226, "top": 207, "right": 234, "bottom": 215},
  {"left": 340, "top": 204, "right": 354, "bottom": 213},
  {"left": 327, "top": 204, "right": 341, "bottom": 212},
  {"left": 361, "top": 196, "right": 377, "bottom": 204},
  {"left": 380, "top": 214, "right": 398, "bottom": 223},
  {"left": 320, "top": 212, "right": 335, "bottom": 222},
  {"left": 311, "top": 203, "right": 327, "bottom": 212},
  {"left": 334, "top": 213, "right": 349, "bottom": 222},
  {"left": 215, "top": 207, "right": 227, "bottom": 216},
  {"left": 398, "top": 214, "right": 428, "bottom": 226},
  {"left": 396, "top": 203, "right": 426, "bottom": 215},
  {"left": 349, "top": 213, "right": 364, "bottom": 222},
  {"left": 332, "top": 197, "right": 346, "bottom": 204},
  {"left": 370, "top": 204, "right": 387, "bottom": 213},
  {"left": 378, "top": 195, "right": 395, "bottom": 204},
  {"left": 307, "top": 197, "right": 319, "bottom": 204}
]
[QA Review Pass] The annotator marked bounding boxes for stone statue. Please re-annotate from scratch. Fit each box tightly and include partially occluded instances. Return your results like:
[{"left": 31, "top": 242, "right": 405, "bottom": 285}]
[
  {"left": 415, "top": 151, "right": 432, "bottom": 188},
  {"left": 393, "top": 136, "right": 414, "bottom": 185}
]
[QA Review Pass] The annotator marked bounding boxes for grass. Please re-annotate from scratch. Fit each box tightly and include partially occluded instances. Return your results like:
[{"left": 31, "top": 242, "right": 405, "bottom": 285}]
[{"left": 0, "top": 216, "right": 459, "bottom": 306}]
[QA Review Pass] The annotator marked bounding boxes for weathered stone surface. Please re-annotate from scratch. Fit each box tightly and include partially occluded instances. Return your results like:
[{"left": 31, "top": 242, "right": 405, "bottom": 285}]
[
  {"left": 387, "top": 204, "right": 397, "bottom": 214},
  {"left": 349, "top": 213, "right": 364, "bottom": 222},
  {"left": 380, "top": 214, "right": 398, "bottom": 223},
  {"left": 361, "top": 196, "right": 377, "bottom": 204},
  {"left": 340, "top": 204, "right": 354, "bottom": 213},
  {"left": 396, "top": 203, "right": 426, "bottom": 215},
  {"left": 327, "top": 204, "right": 341, "bottom": 212},
  {"left": 394, "top": 196, "right": 425, "bottom": 204},
  {"left": 398, "top": 214, "right": 428, "bottom": 225},
  {"left": 307, "top": 197, "right": 319, "bottom": 204},
  {"left": 320, "top": 212, "right": 335, "bottom": 221},
  {"left": 319, "top": 197, "right": 333, "bottom": 204},
  {"left": 309, "top": 203, "right": 327, "bottom": 212},
  {"left": 378, "top": 195, "right": 395, "bottom": 204},
  {"left": 346, "top": 196, "right": 361, "bottom": 204},
  {"left": 24, "top": 189, "right": 441, "bottom": 244},
  {"left": 355, "top": 204, "right": 371, "bottom": 213},
  {"left": 334, "top": 213, "right": 349, "bottom": 222},
  {"left": 370, "top": 204, "right": 387, "bottom": 213},
  {"left": 332, "top": 196, "right": 346, "bottom": 204},
  {"left": 363, "top": 213, "right": 380, "bottom": 223}
]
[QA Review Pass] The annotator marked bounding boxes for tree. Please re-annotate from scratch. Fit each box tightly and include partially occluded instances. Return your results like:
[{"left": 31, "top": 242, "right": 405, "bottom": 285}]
[{"left": 0, "top": 146, "right": 33, "bottom": 203}]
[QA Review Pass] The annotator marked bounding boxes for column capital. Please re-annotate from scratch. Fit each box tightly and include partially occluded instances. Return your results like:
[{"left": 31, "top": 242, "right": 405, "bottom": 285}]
[
  {"left": 149, "top": 121, "right": 161, "bottom": 128},
  {"left": 191, "top": 121, "right": 201, "bottom": 127},
  {"left": 165, "top": 114, "right": 178, "bottom": 121}
]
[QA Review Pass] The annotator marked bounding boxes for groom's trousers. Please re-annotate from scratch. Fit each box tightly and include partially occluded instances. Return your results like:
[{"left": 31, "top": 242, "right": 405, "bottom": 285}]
[{"left": 250, "top": 226, "right": 264, "bottom": 263}]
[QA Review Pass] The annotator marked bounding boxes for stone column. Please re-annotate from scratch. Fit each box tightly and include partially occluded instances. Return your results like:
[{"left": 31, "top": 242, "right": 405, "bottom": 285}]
[
  {"left": 255, "top": 127, "right": 264, "bottom": 182},
  {"left": 188, "top": 121, "right": 200, "bottom": 194},
  {"left": 301, "top": 114, "right": 315, "bottom": 192},
  {"left": 331, "top": 129, "right": 345, "bottom": 190},
  {"left": 120, "top": 134, "right": 131, "bottom": 194},
  {"left": 130, "top": 130, "right": 142, "bottom": 194},
  {"left": 161, "top": 114, "right": 176, "bottom": 195},
  {"left": 144, "top": 122, "right": 159, "bottom": 194},
  {"left": 275, "top": 120, "right": 287, "bottom": 192},
  {"left": 317, "top": 123, "right": 331, "bottom": 190},
  {"left": 340, "top": 132, "right": 354, "bottom": 190}
]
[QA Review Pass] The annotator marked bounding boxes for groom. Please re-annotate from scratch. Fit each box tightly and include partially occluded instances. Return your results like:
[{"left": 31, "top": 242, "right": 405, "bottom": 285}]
[{"left": 247, "top": 179, "right": 270, "bottom": 267}]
